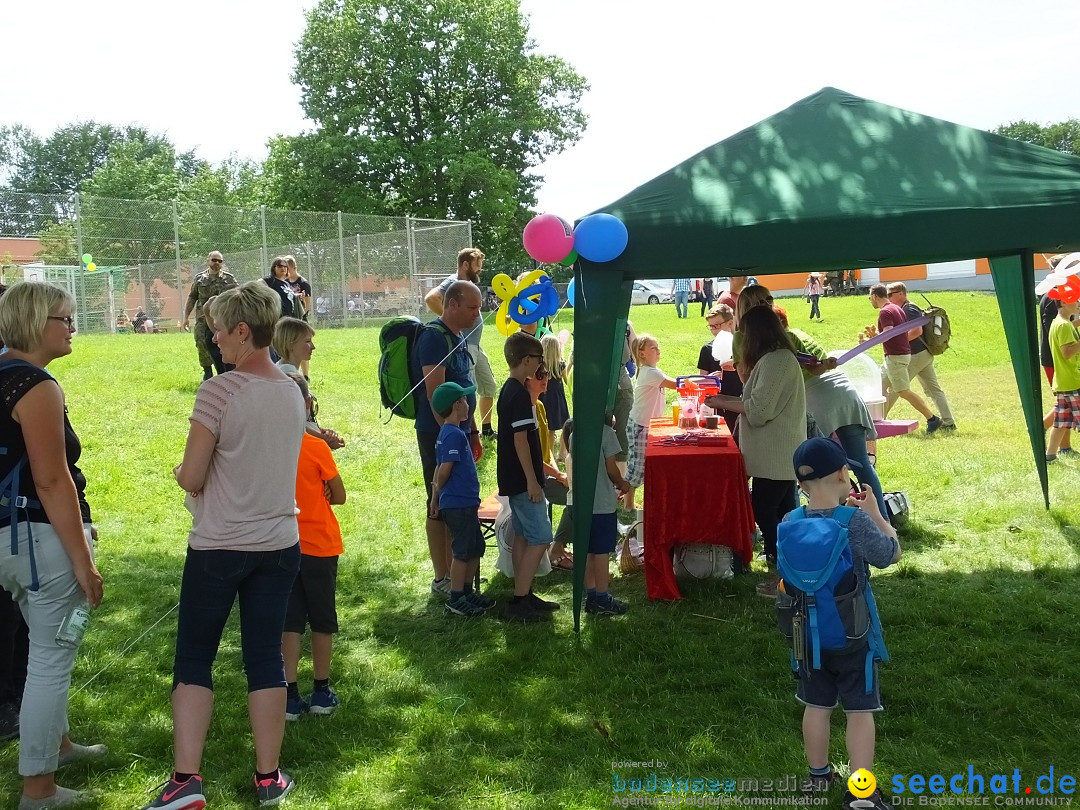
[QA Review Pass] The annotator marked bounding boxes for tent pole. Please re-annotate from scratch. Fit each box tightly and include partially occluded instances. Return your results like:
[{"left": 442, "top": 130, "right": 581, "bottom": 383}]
[
  {"left": 989, "top": 251, "right": 1049, "bottom": 508},
  {"left": 570, "top": 264, "right": 633, "bottom": 631}
]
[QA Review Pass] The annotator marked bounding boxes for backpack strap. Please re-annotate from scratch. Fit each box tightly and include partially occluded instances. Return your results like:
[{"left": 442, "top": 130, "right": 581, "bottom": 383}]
[{"left": 427, "top": 320, "right": 470, "bottom": 368}]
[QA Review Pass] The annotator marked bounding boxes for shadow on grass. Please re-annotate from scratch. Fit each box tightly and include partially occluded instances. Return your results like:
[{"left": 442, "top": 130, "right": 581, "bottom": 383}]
[
  {"left": 11, "top": 549, "right": 1078, "bottom": 809},
  {"left": 1048, "top": 509, "right": 1080, "bottom": 555},
  {"left": 893, "top": 518, "right": 949, "bottom": 554}
]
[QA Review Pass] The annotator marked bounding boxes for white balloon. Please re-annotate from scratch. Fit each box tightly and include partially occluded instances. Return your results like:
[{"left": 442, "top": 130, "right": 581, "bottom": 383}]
[
  {"left": 711, "top": 331, "right": 733, "bottom": 363},
  {"left": 1037, "top": 253, "right": 1080, "bottom": 295}
]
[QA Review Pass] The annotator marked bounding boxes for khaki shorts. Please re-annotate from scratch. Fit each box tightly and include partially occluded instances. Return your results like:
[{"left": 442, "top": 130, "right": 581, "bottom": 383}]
[
  {"left": 468, "top": 343, "right": 498, "bottom": 398},
  {"left": 882, "top": 354, "right": 912, "bottom": 393}
]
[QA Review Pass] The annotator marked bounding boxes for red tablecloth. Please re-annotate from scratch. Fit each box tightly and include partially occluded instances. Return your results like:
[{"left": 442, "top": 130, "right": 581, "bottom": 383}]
[{"left": 643, "top": 419, "right": 756, "bottom": 600}]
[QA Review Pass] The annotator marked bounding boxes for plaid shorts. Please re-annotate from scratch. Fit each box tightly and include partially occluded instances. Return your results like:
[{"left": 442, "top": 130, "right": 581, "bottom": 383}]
[
  {"left": 1054, "top": 389, "right": 1080, "bottom": 429},
  {"left": 625, "top": 422, "right": 649, "bottom": 487}
]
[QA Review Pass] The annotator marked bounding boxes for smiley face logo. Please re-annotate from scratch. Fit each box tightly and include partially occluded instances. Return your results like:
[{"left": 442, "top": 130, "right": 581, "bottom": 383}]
[{"left": 847, "top": 768, "right": 877, "bottom": 798}]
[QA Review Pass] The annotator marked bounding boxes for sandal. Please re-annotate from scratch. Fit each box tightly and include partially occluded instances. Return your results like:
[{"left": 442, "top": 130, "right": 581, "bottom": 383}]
[{"left": 551, "top": 553, "right": 574, "bottom": 571}]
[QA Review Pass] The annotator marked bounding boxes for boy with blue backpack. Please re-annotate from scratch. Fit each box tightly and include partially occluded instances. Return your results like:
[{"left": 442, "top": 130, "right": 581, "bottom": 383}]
[{"left": 776, "top": 437, "right": 900, "bottom": 810}]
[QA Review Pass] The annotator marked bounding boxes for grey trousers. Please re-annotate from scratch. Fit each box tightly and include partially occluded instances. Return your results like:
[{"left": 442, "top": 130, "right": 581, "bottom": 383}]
[{"left": 0, "top": 521, "right": 93, "bottom": 776}]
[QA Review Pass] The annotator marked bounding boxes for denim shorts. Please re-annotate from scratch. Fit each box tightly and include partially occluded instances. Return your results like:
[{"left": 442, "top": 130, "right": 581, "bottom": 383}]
[
  {"left": 796, "top": 647, "right": 882, "bottom": 713},
  {"left": 508, "top": 492, "right": 553, "bottom": 546},
  {"left": 441, "top": 506, "right": 486, "bottom": 561}
]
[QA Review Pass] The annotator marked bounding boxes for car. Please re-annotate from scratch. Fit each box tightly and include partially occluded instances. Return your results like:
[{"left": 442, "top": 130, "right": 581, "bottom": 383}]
[{"left": 631, "top": 281, "right": 674, "bottom": 305}]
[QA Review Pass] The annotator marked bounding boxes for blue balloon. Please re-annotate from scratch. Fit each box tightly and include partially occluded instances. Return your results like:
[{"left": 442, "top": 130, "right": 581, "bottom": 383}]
[
  {"left": 566, "top": 277, "right": 577, "bottom": 308},
  {"left": 573, "top": 214, "right": 628, "bottom": 263}
]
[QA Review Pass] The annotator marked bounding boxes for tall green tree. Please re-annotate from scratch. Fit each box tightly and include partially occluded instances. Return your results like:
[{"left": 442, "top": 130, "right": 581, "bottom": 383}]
[
  {"left": 994, "top": 120, "right": 1080, "bottom": 157},
  {"left": 265, "top": 0, "right": 588, "bottom": 266}
]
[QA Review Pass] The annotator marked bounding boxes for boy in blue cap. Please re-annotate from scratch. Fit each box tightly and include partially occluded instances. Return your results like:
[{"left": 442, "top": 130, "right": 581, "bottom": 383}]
[
  {"left": 429, "top": 381, "right": 494, "bottom": 617},
  {"left": 783, "top": 437, "right": 900, "bottom": 810}
]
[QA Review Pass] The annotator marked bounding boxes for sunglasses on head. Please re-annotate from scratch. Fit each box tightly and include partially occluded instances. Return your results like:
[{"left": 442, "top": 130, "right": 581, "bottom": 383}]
[{"left": 534, "top": 367, "right": 548, "bottom": 381}]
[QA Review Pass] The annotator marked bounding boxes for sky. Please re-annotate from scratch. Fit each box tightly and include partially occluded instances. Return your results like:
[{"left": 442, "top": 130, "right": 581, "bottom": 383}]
[{"left": 4, "top": 0, "right": 1078, "bottom": 221}]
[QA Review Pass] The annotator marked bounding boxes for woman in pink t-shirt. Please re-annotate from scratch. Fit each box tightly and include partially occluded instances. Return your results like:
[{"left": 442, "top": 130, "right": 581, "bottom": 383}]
[{"left": 145, "top": 282, "right": 307, "bottom": 810}]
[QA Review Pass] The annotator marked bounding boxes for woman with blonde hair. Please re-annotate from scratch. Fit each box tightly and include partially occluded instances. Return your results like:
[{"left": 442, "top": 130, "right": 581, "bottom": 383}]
[
  {"left": 143, "top": 280, "right": 306, "bottom": 810},
  {"left": 272, "top": 317, "right": 345, "bottom": 450},
  {"left": 0, "top": 282, "right": 105, "bottom": 809}
]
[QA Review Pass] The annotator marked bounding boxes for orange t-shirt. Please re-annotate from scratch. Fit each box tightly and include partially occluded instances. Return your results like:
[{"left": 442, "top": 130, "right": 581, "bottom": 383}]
[{"left": 295, "top": 433, "right": 343, "bottom": 557}]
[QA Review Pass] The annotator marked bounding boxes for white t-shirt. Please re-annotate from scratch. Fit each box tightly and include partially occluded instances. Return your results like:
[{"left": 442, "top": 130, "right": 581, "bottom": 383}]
[{"left": 629, "top": 365, "right": 667, "bottom": 426}]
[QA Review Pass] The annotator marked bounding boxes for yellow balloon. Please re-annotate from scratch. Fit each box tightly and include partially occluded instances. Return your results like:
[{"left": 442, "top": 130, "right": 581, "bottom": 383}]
[
  {"left": 496, "top": 299, "right": 520, "bottom": 336},
  {"left": 491, "top": 273, "right": 517, "bottom": 303},
  {"left": 86, "top": 262, "right": 97, "bottom": 272}
]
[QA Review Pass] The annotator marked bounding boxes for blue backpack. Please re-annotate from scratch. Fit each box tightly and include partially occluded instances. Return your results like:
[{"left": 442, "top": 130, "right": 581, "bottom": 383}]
[{"left": 776, "top": 506, "right": 888, "bottom": 693}]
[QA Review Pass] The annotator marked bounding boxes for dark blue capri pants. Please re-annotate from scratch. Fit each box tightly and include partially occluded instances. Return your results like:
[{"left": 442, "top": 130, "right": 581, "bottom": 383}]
[{"left": 173, "top": 544, "right": 301, "bottom": 693}]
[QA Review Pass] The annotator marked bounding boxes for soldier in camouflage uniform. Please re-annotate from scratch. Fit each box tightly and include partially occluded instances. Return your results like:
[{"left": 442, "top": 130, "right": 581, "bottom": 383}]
[{"left": 181, "top": 251, "right": 238, "bottom": 379}]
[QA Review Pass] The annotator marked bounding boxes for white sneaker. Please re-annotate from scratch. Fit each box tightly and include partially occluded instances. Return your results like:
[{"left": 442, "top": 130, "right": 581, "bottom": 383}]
[{"left": 430, "top": 577, "right": 451, "bottom": 596}]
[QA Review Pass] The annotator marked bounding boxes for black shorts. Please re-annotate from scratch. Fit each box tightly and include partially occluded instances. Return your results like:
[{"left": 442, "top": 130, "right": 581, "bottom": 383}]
[
  {"left": 284, "top": 554, "right": 339, "bottom": 634},
  {"left": 417, "top": 430, "right": 439, "bottom": 516},
  {"left": 589, "top": 512, "right": 618, "bottom": 555},
  {"left": 441, "top": 506, "right": 485, "bottom": 562},
  {"left": 795, "top": 646, "right": 882, "bottom": 713}
]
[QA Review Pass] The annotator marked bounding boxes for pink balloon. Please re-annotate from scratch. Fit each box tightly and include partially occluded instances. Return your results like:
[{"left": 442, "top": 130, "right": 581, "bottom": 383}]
[
  {"left": 522, "top": 214, "right": 574, "bottom": 264},
  {"left": 558, "top": 328, "right": 570, "bottom": 348}
]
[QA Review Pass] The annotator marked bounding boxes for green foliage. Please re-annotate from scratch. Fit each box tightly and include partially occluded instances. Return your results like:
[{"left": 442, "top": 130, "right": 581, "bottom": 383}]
[
  {"left": 994, "top": 119, "right": 1080, "bottom": 156},
  {"left": 266, "top": 0, "right": 588, "bottom": 265},
  {"left": 1, "top": 293, "right": 1078, "bottom": 808}
]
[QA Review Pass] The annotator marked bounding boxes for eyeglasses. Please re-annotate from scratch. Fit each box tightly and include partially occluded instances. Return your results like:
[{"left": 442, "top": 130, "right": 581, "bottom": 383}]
[
  {"left": 209, "top": 258, "right": 223, "bottom": 264},
  {"left": 47, "top": 316, "right": 76, "bottom": 328},
  {"left": 707, "top": 320, "right": 731, "bottom": 332}
]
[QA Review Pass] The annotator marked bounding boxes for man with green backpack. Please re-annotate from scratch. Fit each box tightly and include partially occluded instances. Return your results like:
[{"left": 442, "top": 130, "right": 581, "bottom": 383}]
[{"left": 886, "top": 283, "right": 956, "bottom": 432}]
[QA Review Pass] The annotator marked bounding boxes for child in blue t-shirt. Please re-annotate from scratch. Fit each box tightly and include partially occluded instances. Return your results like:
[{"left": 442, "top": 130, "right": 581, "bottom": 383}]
[{"left": 429, "top": 382, "right": 494, "bottom": 618}]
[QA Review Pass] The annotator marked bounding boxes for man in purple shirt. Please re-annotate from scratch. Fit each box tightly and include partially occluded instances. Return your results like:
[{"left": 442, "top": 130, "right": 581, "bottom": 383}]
[{"left": 868, "top": 284, "right": 939, "bottom": 431}]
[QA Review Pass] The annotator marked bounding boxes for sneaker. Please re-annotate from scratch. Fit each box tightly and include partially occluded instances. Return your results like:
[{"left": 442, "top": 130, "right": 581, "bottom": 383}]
[
  {"left": 57, "top": 742, "right": 108, "bottom": 768},
  {"left": 285, "top": 694, "right": 309, "bottom": 721},
  {"left": 430, "top": 577, "right": 451, "bottom": 596},
  {"left": 588, "top": 593, "right": 628, "bottom": 616},
  {"left": 527, "top": 591, "right": 560, "bottom": 611},
  {"left": 1046, "top": 454, "right": 1058, "bottom": 463},
  {"left": 939, "top": 423, "right": 957, "bottom": 432},
  {"left": 842, "top": 788, "right": 890, "bottom": 810},
  {"left": 465, "top": 591, "right": 496, "bottom": 610},
  {"left": 255, "top": 771, "right": 295, "bottom": 807},
  {"left": 445, "top": 594, "right": 486, "bottom": 617},
  {"left": 756, "top": 578, "right": 779, "bottom": 599},
  {"left": 806, "top": 770, "right": 837, "bottom": 792},
  {"left": 309, "top": 687, "right": 340, "bottom": 715},
  {"left": 481, "top": 426, "right": 497, "bottom": 439},
  {"left": 1060, "top": 447, "right": 1076, "bottom": 456},
  {"left": 504, "top": 598, "right": 547, "bottom": 623},
  {"left": 19, "top": 786, "right": 96, "bottom": 810},
  {"left": 926, "top": 415, "right": 943, "bottom": 433},
  {"left": 141, "top": 775, "right": 206, "bottom": 810}
]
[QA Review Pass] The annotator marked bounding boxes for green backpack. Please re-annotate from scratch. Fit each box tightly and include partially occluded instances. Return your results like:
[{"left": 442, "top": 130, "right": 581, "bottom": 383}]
[
  {"left": 377, "top": 317, "right": 454, "bottom": 420},
  {"left": 918, "top": 294, "right": 951, "bottom": 356}
]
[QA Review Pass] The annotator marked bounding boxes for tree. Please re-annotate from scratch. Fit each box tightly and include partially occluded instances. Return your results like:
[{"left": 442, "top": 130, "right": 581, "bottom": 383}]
[
  {"left": 265, "top": 0, "right": 588, "bottom": 266},
  {"left": 994, "top": 120, "right": 1080, "bottom": 157}
]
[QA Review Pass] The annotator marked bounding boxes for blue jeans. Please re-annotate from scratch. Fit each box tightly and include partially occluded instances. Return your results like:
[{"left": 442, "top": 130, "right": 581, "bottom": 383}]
[
  {"left": 173, "top": 544, "right": 300, "bottom": 693},
  {"left": 833, "top": 424, "right": 888, "bottom": 521},
  {"left": 674, "top": 291, "right": 689, "bottom": 318}
]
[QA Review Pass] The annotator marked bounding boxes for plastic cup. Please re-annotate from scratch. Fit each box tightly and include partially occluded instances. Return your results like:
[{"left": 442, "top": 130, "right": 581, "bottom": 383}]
[{"left": 672, "top": 404, "right": 680, "bottom": 426}]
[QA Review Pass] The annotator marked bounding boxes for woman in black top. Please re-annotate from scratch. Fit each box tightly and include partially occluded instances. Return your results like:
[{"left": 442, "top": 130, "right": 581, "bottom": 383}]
[
  {"left": 0, "top": 282, "right": 105, "bottom": 808},
  {"left": 262, "top": 257, "right": 299, "bottom": 319}
]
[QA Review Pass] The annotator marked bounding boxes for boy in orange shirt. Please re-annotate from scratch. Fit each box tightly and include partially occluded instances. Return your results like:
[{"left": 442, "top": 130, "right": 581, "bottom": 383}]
[{"left": 282, "top": 374, "right": 347, "bottom": 719}]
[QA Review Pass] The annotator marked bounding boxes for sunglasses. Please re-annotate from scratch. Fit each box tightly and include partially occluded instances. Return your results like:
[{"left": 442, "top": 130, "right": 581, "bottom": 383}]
[
  {"left": 534, "top": 367, "right": 548, "bottom": 381},
  {"left": 210, "top": 258, "right": 223, "bottom": 263}
]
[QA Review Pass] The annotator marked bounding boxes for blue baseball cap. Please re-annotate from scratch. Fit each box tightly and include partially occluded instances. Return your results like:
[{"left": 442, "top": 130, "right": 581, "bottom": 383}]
[{"left": 793, "top": 437, "right": 862, "bottom": 482}]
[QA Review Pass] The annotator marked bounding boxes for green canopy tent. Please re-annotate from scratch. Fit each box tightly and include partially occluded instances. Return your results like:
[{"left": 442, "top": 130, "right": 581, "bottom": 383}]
[{"left": 567, "top": 87, "right": 1080, "bottom": 629}]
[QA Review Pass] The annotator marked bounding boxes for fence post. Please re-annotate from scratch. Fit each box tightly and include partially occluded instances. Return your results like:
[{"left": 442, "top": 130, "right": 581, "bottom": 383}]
[
  {"left": 74, "top": 194, "right": 86, "bottom": 332},
  {"left": 467, "top": 218, "right": 473, "bottom": 248},
  {"left": 172, "top": 200, "right": 183, "bottom": 323},
  {"left": 406, "top": 214, "right": 417, "bottom": 316},
  {"left": 337, "top": 212, "right": 347, "bottom": 326},
  {"left": 356, "top": 234, "right": 364, "bottom": 327},
  {"left": 260, "top": 205, "right": 268, "bottom": 270}
]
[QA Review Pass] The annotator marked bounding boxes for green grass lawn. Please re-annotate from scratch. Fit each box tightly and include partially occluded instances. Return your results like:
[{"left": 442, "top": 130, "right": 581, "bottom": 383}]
[{"left": 2, "top": 291, "right": 1078, "bottom": 808}]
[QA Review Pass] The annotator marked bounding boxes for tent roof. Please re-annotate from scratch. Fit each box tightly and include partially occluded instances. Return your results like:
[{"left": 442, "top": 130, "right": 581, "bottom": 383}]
[{"left": 592, "top": 87, "right": 1080, "bottom": 278}]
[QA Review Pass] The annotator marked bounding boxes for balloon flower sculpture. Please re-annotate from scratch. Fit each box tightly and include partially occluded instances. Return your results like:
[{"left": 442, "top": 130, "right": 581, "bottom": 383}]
[
  {"left": 1037, "top": 253, "right": 1080, "bottom": 303},
  {"left": 492, "top": 270, "right": 561, "bottom": 337}
]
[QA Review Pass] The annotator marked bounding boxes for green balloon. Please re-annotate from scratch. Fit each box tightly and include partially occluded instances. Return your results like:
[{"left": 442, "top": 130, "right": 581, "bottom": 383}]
[
  {"left": 559, "top": 249, "right": 578, "bottom": 267},
  {"left": 81, "top": 253, "right": 92, "bottom": 265}
]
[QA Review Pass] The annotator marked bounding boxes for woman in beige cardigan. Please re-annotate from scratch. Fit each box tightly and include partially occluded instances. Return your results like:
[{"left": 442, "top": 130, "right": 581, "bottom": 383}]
[{"left": 707, "top": 306, "right": 805, "bottom": 580}]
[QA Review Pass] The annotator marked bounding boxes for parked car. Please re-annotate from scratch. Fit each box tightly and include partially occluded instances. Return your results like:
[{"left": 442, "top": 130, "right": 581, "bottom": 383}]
[{"left": 631, "top": 281, "right": 674, "bottom": 305}]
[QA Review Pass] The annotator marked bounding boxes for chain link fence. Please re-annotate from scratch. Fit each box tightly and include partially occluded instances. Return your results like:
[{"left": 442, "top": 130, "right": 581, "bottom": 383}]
[{"left": 0, "top": 190, "right": 472, "bottom": 333}]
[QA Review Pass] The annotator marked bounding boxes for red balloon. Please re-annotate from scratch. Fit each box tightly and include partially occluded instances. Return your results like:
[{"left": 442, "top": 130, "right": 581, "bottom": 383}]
[
  {"left": 1060, "top": 276, "right": 1080, "bottom": 304},
  {"left": 1049, "top": 287, "right": 1063, "bottom": 300}
]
